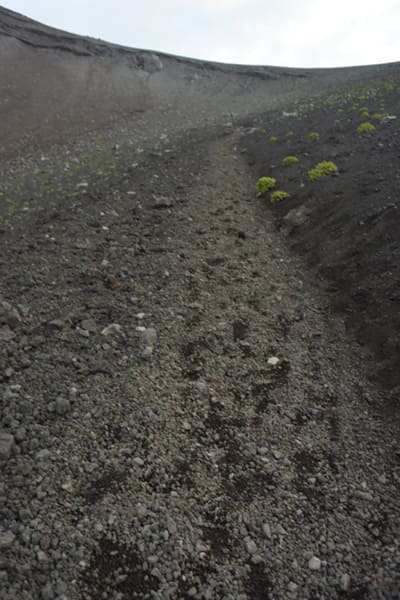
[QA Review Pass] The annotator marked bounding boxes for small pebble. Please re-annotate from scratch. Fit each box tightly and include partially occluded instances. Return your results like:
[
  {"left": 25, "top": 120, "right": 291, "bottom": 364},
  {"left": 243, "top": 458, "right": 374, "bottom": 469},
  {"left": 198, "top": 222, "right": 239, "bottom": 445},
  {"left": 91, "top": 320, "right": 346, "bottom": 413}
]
[
  {"left": 267, "top": 356, "right": 280, "bottom": 366},
  {"left": 0, "top": 432, "right": 15, "bottom": 460},
  {"left": 308, "top": 556, "right": 322, "bottom": 571},
  {"left": 245, "top": 539, "right": 258, "bottom": 554},
  {"left": 0, "top": 531, "right": 16, "bottom": 549},
  {"left": 55, "top": 397, "right": 70, "bottom": 415},
  {"left": 340, "top": 573, "right": 351, "bottom": 591}
]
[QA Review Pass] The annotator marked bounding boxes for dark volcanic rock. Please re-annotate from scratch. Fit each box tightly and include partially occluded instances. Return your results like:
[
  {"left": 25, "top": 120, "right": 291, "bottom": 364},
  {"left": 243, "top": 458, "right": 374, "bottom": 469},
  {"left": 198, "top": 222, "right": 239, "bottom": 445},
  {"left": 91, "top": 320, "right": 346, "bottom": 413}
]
[{"left": 0, "top": 7, "right": 399, "bottom": 600}]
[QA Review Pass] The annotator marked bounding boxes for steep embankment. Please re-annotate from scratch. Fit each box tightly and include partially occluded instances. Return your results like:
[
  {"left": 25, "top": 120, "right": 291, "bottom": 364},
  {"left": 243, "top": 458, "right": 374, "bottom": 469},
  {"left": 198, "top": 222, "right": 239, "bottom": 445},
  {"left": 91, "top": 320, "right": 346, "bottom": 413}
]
[{"left": 242, "top": 76, "right": 400, "bottom": 391}]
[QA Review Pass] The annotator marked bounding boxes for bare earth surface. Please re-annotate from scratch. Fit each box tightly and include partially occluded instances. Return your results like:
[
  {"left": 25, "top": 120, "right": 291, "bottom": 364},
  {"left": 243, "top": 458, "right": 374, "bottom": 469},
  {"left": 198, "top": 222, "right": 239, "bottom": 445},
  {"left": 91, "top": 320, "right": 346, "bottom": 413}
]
[{"left": 0, "top": 7, "right": 399, "bottom": 600}]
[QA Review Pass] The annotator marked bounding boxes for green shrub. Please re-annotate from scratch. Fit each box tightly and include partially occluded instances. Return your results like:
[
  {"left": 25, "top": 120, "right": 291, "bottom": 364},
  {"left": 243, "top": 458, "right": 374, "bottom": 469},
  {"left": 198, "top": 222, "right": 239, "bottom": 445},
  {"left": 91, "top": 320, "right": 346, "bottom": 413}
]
[
  {"left": 372, "top": 112, "right": 389, "bottom": 119},
  {"left": 282, "top": 155, "right": 299, "bottom": 167},
  {"left": 356, "top": 122, "right": 376, "bottom": 134},
  {"left": 271, "top": 190, "right": 290, "bottom": 204},
  {"left": 269, "top": 135, "right": 278, "bottom": 143},
  {"left": 360, "top": 110, "right": 369, "bottom": 119},
  {"left": 309, "top": 132, "right": 319, "bottom": 140},
  {"left": 256, "top": 177, "right": 276, "bottom": 193},
  {"left": 308, "top": 161, "right": 338, "bottom": 181}
]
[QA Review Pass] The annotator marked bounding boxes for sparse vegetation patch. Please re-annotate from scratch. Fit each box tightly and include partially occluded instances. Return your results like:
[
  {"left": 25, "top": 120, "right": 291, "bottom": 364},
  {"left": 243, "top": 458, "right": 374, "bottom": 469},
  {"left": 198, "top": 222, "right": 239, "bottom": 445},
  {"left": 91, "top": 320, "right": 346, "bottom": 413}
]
[
  {"left": 357, "top": 122, "right": 376, "bottom": 134},
  {"left": 256, "top": 176, "right": 276, "bottom": 193},
  {"left": 282, "top": 155, "right": 299, "bottom": 167},
  {"left": 308, "top": 161, "right": 338, "bottom": 181},
  {"left": 270, "top": 190, "right": 290, "bottom": 204}
]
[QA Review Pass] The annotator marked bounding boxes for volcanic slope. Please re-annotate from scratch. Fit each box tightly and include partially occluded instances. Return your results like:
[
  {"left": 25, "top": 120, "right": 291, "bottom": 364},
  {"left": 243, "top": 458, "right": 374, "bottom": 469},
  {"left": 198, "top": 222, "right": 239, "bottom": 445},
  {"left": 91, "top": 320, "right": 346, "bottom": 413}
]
[
  {"left": 0, "top": 5, "right": 398, "bottom": 159},
  {"left": 0, "top": 7, "right": 399, "bottom": 600}
]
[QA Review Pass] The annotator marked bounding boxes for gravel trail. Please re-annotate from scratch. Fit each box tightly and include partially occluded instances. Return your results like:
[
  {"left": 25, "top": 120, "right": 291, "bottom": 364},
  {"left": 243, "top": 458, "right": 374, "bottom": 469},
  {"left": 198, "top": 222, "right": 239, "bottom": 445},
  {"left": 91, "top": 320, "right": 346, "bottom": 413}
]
[{"left": 0, "top": 125, "right": 399, "bottom": 599}]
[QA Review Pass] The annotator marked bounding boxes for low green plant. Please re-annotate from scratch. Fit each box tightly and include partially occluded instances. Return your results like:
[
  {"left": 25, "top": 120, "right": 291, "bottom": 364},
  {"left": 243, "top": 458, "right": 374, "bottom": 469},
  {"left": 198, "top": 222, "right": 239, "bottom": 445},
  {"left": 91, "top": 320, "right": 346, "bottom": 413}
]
[
  {"left": 282, "top": 155, "right": 299, "bottom": 167},
  {"left": 271, "top": 190, "right": 290, "bottom": 204},
  {"left": 269, "top": 135, "right": 278, "bottom": 143},
  {"left": 308, "top": 161, "right": 338, "bottom": 181},
  {"left": 360, "top": 110, "right": 369, "bottom": 119},
  {"left": 356, "top": 122, "right": 376, "bottom": 134},
  {"left": 372, "top": 112, "right": 389, "bottom": 119},
  {"left": 308, "top": 132, "right": 319, "bottom": 140},
  {"left": 256, "top": 177, "right": 276, "bottom": 193},
  {"left": 286, "top": 131, "right": 294, "bottom": 137}
]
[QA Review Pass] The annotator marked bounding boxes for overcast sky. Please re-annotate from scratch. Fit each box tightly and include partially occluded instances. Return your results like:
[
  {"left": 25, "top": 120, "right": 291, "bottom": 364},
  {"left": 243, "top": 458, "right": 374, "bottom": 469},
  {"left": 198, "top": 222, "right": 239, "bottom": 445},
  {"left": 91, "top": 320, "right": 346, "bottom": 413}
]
[{"left": 2, "top": 0, "right": 400, "bottom": 68}]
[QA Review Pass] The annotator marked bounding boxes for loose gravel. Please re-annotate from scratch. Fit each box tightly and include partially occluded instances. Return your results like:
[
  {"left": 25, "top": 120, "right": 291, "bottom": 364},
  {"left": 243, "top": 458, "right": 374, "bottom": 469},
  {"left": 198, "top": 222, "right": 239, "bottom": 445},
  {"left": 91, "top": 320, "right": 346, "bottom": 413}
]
[{"left": 0, "top": 123, "right": 399, "bottom": 599}]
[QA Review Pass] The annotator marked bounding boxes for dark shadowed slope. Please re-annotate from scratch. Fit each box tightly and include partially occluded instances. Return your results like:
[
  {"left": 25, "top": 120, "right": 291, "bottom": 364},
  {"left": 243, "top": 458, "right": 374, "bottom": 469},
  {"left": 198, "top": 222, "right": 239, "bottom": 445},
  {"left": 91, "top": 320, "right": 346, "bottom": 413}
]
[{"left": 242, "top": 78, "right": 400, "bottom": 390}]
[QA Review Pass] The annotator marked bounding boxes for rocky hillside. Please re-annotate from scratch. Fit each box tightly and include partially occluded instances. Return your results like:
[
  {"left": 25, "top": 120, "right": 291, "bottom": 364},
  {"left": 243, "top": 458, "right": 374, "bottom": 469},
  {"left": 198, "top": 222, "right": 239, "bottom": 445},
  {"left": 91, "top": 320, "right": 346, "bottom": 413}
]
[
  {"left": 0, "top": 7, "right": 399, "bottom": 600},
  {"left": 0, "top": 5, "right": 398, "bottom": 160}
]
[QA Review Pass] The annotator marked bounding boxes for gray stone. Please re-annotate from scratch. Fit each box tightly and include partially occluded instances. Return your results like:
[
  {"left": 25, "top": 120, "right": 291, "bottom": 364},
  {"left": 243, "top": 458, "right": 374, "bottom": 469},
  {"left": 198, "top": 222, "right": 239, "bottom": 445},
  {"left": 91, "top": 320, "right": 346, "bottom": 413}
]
[
  {"left": 166, "top": 518, "right": 177, "bottom": 535},
  {"left": 0, "top": 326, "right": 15, "bottom": 341},
  {"left": 283, "top": 204, "right": 309, "bottom": 231},
  {"left": 153, "top": 195, "right": 175, "bottom": 208},
  {"left": 0, "top": 530, "right": 16, "bottom": 549},
  {"left": 141, "top": 346, "right": 154, "bottom": 359},
  {"left": 276, "top": 524, "right": 287, "bottom": 536},
  {"left": 140, "top": 327, "right": 157, "bottom": 347},
  {"left": 0, "top": 304, "right": 21, "bottom": 328},
  {"left": 101, "top": 323, "right": 122, "bottom": 336},
  {"left": 150, "top": 567, "right": 163, "bottom": 581},
  {"left": 245, "top": 539, "right": 258, "bottom": 554},
  {"left": 55, "top": 397, "right": 70, "bottom": 415},
  {"left": 262, "top": 523, "right": 272, "bottom": 539},
  {"left": 340, "top": 574, "right": 351, "bottom": 591},
  {"left": 308, "top": 556, "right": 322, "bottom": 570},
  {"left": 267, "top": 356, "right": 280, "bottom": 366},
  {"left": 81, "top": 319, "right": 97, "bottom": 333},
  {"left": 35, "top": 449, "right": 52, "bottom": 462},
  {"left": 137, "top": 504, "right": 147, "bottom": 519},
  {"left": 77, "top": 328, "right": 90, "bottom": 338},
  {"left": 0, "top": 301, "right": 12, "bottom": 313},
  {"left": 0, "top": 431, "right": 15, "bottom": 460}
]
